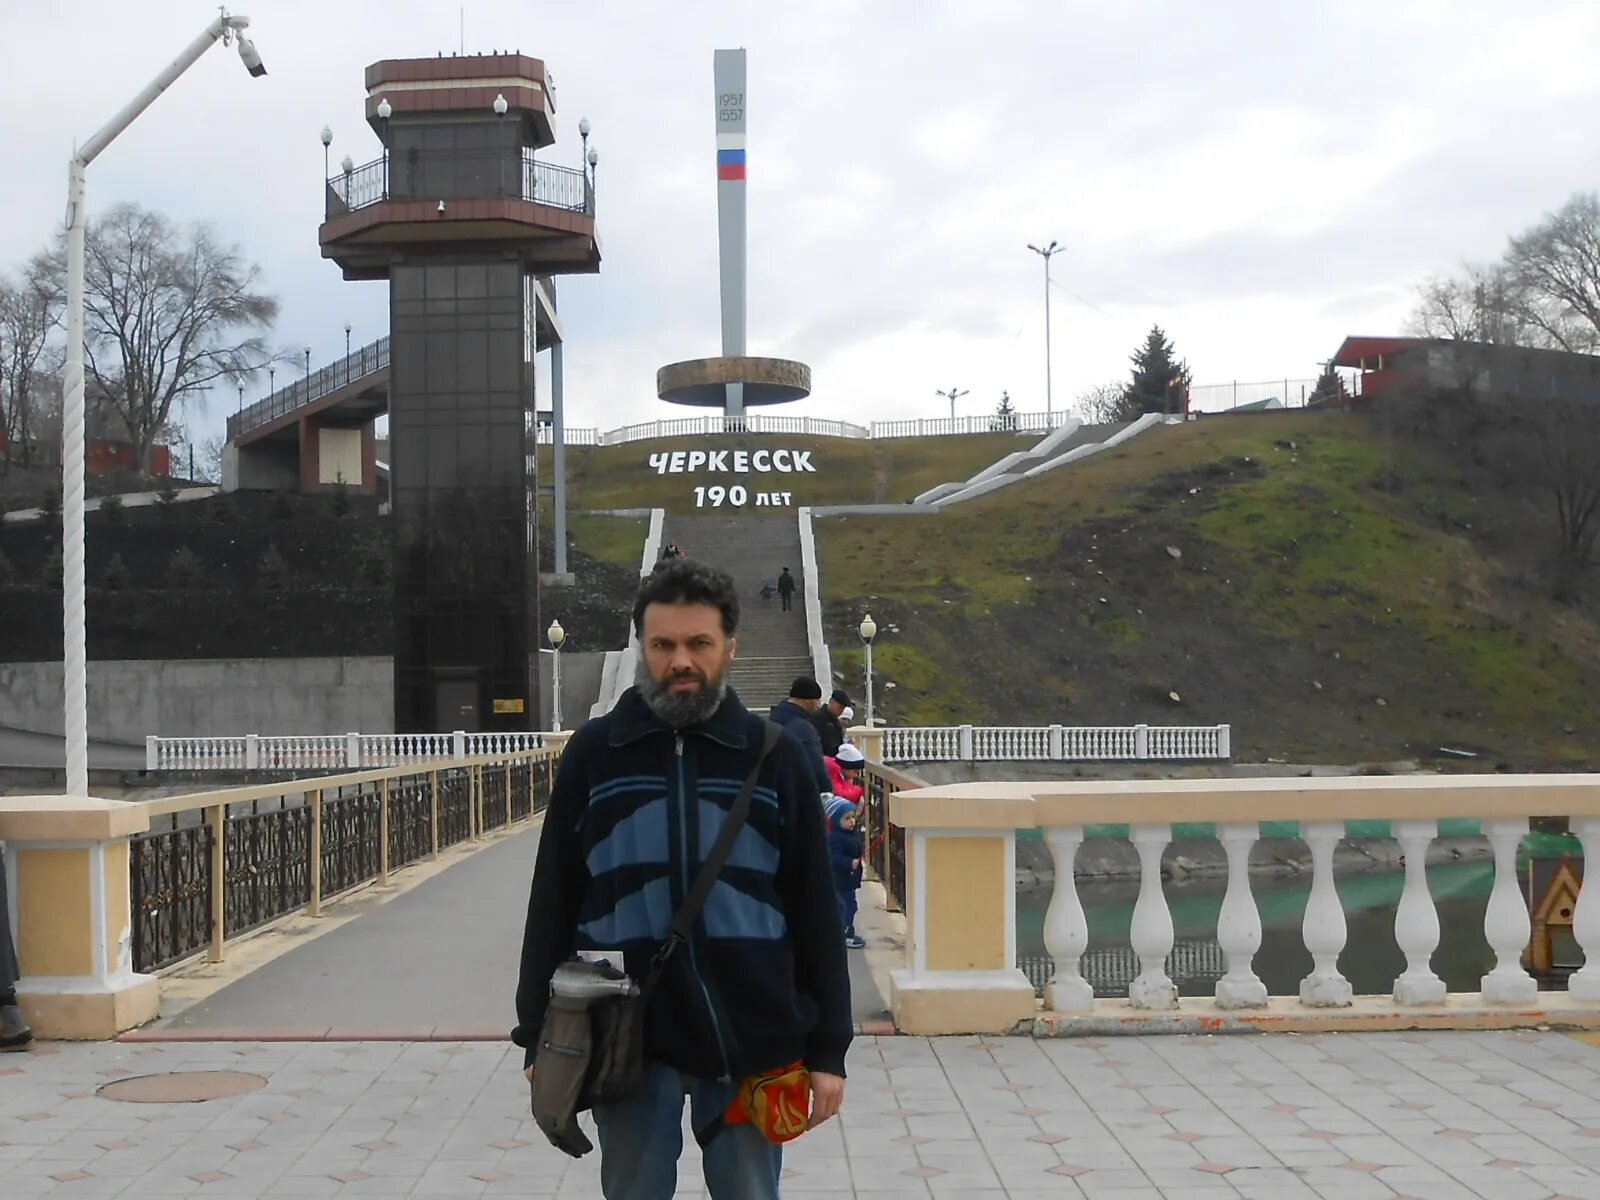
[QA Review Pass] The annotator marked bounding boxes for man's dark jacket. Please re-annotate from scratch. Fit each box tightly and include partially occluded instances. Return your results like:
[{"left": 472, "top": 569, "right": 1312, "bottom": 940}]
[
  {"left": 513, "top": 686, "right": 851, "bottom": 1083},
  {"left": 769, "top": 699, "right": 832, "bottom": 794},
  {"left": 811, "top": 705, "right": 845, "bottom": 757}
]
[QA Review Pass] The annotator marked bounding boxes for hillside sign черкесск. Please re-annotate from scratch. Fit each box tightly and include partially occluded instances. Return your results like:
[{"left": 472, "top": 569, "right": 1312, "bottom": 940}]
[{"left": 647, "top": 446, "right": 818, "bottom": 509}]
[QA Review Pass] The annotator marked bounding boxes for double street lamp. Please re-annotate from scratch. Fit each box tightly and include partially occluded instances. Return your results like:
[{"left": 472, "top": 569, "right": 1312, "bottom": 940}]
[
  {"left": 1027, "top": 240, "right": 1062, "bottom": 420},
  {"left": 547, "top": 619, "right": 566, "bottom": 731},
  {"left": 936, "top": 385, "right": 968, "bottom": 423},
  {"left": 61, "top": 9, "right": 267, "bottom": 794},
  {"left": 858, "top": 613, "right": 877, "bottom": 728}
]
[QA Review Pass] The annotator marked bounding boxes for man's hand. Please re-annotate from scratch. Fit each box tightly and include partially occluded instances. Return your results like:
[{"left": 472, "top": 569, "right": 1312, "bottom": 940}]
[
  {"left": 524, "top": 1065, "right": 535, "bottom": 1084},
  {"left": 808, "top": 1071, "right": 845, "bottom": 1128}
]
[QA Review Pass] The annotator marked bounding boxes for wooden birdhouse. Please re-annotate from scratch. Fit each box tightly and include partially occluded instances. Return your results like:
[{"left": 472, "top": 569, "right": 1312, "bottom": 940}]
[{"left": 1525, "top": 855, "right": 1583, "bottom": 973}]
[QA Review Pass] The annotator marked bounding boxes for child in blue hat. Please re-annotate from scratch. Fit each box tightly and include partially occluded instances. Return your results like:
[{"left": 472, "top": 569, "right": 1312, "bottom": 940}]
[{"left": 825, "top": 795, "right": 866, "bottom": 949}]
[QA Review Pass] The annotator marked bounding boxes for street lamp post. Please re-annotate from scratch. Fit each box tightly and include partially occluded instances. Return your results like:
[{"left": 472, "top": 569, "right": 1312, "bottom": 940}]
[
  {"left": 344, "top": 323, "right": 352, "bottom": 360},
  {"left": 587, "top": 146, "right": 598, "bottom": 210},
  {"left": 303, "top": 346, "right": 311, "bottom": 380},
  {"left": 236, "top": 379, "right": 244, "bottom": 412},
  {"left": 1027, "top": 240, "right": 1062, "bottom": 420},
  {"left": 376, "top": 96, "right": 391, "bottom": 197},
  {"left": 858, "top": 613, "right": 877, "bottom": 728},
  {"left": 493, "top": 93, "right": 509, "bottom": 196},
  {"left": 60, "top": 8, "right": 267, "bottom": 795},
  {"left": 340, "top": 154, "right": 353, "bottom": 207},
  {"left": 936, "top": 385, "right": 969, "bottom": 424},
  {"left": 320, "top": 124, "right": 332, "bottom": 215},
  {"left": 546, "top": 619, "right": 566, "bottom": 731}
]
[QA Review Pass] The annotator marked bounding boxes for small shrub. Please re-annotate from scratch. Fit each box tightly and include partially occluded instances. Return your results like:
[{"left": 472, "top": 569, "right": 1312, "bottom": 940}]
[
  {"left": 206, "top": 493, "right": 236, "bottom": 524},
  {"left": 269, "top": 490, "right": 293, "bottom": 519},
  {"left": 0, "top": 549, "right": 14, "bottom": 587},
  {"left": 156, "top": 480, "right": 179, "bottom": 506},
  {"left": 38, "top": 545, "right": 62, "bottom": 589},
  {"left": 100, "top": 553, "right": 132, "bottom": 591},
  {"left": 98, "top": 494, "right": 126, "bottom": 523},
  {"left": 362, "top": 551, "right": 389, "bottom": 587},
  {"left": 258, "top": 543, "right": 290, "bottom": 591},
  {"left": 168, "top": 545, "right": 203, "bottom": 589},
  {"left": 39, "top": 489, "right": 61, "bottom": 520},
  {"left": 332, "top": 478, "right": 351, "bottom": 517}
]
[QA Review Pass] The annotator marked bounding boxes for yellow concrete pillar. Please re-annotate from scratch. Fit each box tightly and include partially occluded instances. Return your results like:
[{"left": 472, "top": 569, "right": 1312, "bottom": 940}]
[
  {"left": 0, "top": 797, "right": 160, "bottom": 1040},
  {"left": 886, "top": 783, "right": 1038, "bottom": 1036}
]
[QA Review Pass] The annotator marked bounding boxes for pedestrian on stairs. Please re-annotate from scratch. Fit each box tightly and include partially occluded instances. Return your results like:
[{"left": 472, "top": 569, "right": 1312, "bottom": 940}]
[
  {"left": 769, "top": 678, "right": 832, "bottom": 796},
  {"left": 776, "top": 567, "right": 796, "bottom": 612},
  {"left": 810, "top": 689, "right": 849, "bottom": 757}
]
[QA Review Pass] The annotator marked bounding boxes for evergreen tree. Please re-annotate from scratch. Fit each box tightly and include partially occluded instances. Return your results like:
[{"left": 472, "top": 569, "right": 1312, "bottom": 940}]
[
  {"left": 100, "top": 553, "right": 132, "bottom": 591},
  {"left": 1308, "top": 366, "right": 1348, "bottom": 408},
  {"left": 168, "top": 545, "right": 203, "bottom": 588},
  {"left": 258, "top": 543, "right": 290, "bottom": 591},
  {"left": 1124, "top": 326, "right": 1192, "bottom": 415},
  {"left": 991, "top": 390, "right": 1018, "bottom": 432}
]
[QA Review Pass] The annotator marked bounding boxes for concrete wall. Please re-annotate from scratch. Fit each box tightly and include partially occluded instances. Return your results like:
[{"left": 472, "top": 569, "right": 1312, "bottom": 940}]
[{"left": 0, "top": 657, "right": 392, "bottom": 745}]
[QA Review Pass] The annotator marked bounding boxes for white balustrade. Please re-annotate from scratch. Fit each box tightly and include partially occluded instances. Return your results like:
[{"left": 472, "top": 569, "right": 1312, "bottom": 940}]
[
  {"left": 1392, "top": 819, "right": 1445, "bottom": 1005},
  {"left": 1127, "top": 824, "right": 1177, "bottom": 1009},
  {"left": 877, "top": 723, "right": 1229, "bottom": 764},
  {"left": 1214, "top": 822, "right": 1267, "bottom": 1008},
  {"left": 1572, "top": 817, "right": 1600, "bottom": 1002},
  {"left": 1482, "top": 817, "right": 1537, "bottom": 1004},
  {"left": 1299, "top": 821, "right": 1352, "bottom": 1007},
  {"left": 1043, "top": 827, "right": 1093, "bottom": 1011}
]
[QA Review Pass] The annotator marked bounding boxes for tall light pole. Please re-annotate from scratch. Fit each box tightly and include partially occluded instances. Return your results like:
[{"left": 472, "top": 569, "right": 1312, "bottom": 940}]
[
  {"left": 858, "top": 613, "right": 877, "bottom": 728},
  {"left": 376, "top": 97, "right": 391, "bottom": 197},
  {"left": 1027, "top": 240, "right": 1062, "bottom": 420},
  {"left": 935, "top": 385, "right": 968, "bottom": 423},
  {"left": 320, "top": 124, "right": 332, "bottom": 215},
  {"left": 344, "top": 323, "right": 352, "bottom": 359},
  {"left": 546, "top": 619, "right": 566, "bottom": 731},
  {"left": 61, "top": 9, "right": 266, "bottom": 795}
]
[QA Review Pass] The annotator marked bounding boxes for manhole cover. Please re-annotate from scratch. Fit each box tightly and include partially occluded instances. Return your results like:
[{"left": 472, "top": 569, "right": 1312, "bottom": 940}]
[{"left": 97, "top": 1071, "right": 267, "bottom": 1104}]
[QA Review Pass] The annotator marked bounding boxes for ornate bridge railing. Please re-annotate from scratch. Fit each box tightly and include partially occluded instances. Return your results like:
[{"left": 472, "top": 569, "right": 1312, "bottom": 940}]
[
  {"left": 861, "top": 760, "right": 921, "bottom": 915},
  {"left": 129, "top": 746, "right": 560, "bottom": 974},
  {"left": 879, "top": 723, "right": 1231, "bottom": 764}
]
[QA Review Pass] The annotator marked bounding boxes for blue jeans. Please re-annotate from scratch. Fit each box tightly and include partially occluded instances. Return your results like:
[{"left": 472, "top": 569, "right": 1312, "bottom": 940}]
[
  {"left": 837, "top": 888, "right": 858, "bottom": 934},
  {"left": 594, "top": 1061, "right": 782, "bottom": 1199}
]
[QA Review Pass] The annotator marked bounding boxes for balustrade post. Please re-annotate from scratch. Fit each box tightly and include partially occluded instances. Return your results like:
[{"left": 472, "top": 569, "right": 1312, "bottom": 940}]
[
  {"left": 1043, "top": 827, "right": 1093, "bottom": 1011},
  {"left": 1298, "top": 821, "right": 1351, "bottom": 1006},
  {"left": 245, "top": 733, "right": 260, "bottom": 771},
  {"left": 1134, "top": 723, "right": 1150, "bottom": 760},
  {"left": 1048, "top": 724, "right": 1064, "bottom": 760},
  {"left": 308, "top": 789, "right": 324, "bottom": 919},
  {"left": 346, "top": 732, "right": 361, "bottom": 769},
  {"left": 207, "top": 804, "right": 226, "bottom": 963},
  {"left": 1218, "top": 724, "right": 1232, "bottom": 759},
  {"left": 452, "top": 730, "right": 467, "bottom": 760},
  {"left": 145, "top": 735, "right": 158, "bottom": 772},
  {"left": 1482, "top": 817, "right": 1537, "bottom": 1004},
  {"left": 1392, "top": 819, "right": 1445, "bottom": 1005},
  {"left": 429, "top": 770, "right": 440, "bottom": 861},
  {"left": 1128, "top": 824, "right": 1177, "bottom": 1009},
  {"left": 1215, "top": 822, "right": 1267, "bottom": 1008},
  {"left": 378, "top": 777, "right": 390, "bottom": 886},
  {"left": 958, "top": 725, "right": 974, "bottom": 762},
  {"left": 1570, "top": 818, "right": 1600, "bottom": 1001}
]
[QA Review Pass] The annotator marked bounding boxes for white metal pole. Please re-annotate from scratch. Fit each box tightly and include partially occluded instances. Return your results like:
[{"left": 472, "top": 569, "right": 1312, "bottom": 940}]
[
  {"left": 552, "top": 339, "right": 568, "bottom": 576},
  {"left": 61, "top": 12, "right": 243, "bottom": 795},
  {"left": 1043, "top": 255, "right": 1054, "bottom": 420},
  {"left": 865, "top": 642, "right": 874, "bottom": 728}
]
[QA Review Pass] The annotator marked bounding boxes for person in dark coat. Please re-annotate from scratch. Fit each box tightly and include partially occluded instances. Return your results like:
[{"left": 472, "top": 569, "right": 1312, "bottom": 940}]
[
  {"left": 810, "top": 689, "right": 849, "bottom": 757},
  {"left": 0, "top": 852, "right": 32, "bottom": 1051},
  {"left": 824, "top": 797, "right": 865, "bottom": 949},
  {"left": 769, "top": 677, "right": 831, "bottom": 795},
  {"left": 776, "top": 567, "right": 796, "bottom": 612}
]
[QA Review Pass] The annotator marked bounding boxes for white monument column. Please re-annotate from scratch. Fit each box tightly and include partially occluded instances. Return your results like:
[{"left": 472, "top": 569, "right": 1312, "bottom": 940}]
[{"left": 713, "top": 49, "right": 747, "bottom": 418}]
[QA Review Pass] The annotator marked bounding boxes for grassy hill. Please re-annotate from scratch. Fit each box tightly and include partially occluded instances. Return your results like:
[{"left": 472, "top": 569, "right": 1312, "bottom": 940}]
[{"left": 815, "top": 410, "right": 1600, "bottom": 770}]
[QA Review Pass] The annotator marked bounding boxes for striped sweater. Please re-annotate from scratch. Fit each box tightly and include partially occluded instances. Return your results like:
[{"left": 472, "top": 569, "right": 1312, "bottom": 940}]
[{"left": 512, "top": 686, "right": 852, "bottom": 1081}]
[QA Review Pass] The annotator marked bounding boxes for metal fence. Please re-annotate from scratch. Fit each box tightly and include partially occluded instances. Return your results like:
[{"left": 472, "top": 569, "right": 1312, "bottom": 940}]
[
  {"left": 130, "top": 749, "right": 556, "bottom": 974},
  {"left": 862, "top": 762, "right": 917, "bottom": 913},
  {"left": 1018, "top": 941, "right": 1227, "bottom": 998},
  {"left": 228, "top": 336, "right": 390, "bottom": 442},
  {"left": 881, "top": 724, "right": 1231, "bottom": 764},
  {"left": 325, "top": 153, "right": 594, "bottom": 219},
  {"left": 146, "top": 731, "right": 546, "bottom": 773}
]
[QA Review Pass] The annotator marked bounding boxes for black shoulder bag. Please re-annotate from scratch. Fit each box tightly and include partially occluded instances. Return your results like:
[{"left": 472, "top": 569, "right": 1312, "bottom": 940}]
[{"left": 532, "top": 721, "right": 784, "bottom": 1158}]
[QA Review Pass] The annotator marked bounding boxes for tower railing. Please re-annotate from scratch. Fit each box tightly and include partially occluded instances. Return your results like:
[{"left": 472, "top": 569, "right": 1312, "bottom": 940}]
[{"left": 324, "top": 153, "right": 594, "bottom": 219}]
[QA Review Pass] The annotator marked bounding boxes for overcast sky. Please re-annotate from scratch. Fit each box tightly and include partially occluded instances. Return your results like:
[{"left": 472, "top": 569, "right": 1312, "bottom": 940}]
[{"left": 3, "top": 0, "right": 1599, "bottom": 447}]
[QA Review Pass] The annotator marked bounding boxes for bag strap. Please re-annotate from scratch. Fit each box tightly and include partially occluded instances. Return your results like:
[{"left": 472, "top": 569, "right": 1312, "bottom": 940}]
[{"left": 650, "top": 721, "right": 783, "bottom": 972}]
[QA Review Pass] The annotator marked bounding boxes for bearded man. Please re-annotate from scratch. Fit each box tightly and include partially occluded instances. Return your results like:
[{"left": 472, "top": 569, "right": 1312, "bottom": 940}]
[{"left": 514, "top": 557, "right": 851, "bottom": 1200}]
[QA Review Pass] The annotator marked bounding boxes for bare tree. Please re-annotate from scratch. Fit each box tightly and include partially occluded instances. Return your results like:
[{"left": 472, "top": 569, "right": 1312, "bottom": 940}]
[
  {"left": 1503, "top": 192, "right": 1600, "bottom": 354},
  {"left": 1405, "top": 263, "right": 1530, "bottom": 346},
  {"left": 47, "top": 204, "right": 276, "bottom": 473},
  {"left": 1073, "top": 381, "right": 1137, "bottom": 424},
  {"left": 0, "top": 256, "right": 63, "bottom": 469}
]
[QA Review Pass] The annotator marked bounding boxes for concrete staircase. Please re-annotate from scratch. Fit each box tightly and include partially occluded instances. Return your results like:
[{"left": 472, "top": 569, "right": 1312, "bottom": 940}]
[{"left": 662, "top": 515, "right": 814, "bottom": 713}]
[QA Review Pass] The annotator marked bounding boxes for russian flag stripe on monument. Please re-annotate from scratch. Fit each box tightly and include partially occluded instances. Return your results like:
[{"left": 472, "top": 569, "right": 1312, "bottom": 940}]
[{"left": 717, "top": 147, "right": 746, "bottom": 181}]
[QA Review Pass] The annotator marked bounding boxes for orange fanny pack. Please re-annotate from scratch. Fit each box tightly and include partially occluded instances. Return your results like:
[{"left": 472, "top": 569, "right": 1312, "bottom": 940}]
[{"left": 723, "top": 1061, "right": 811, "bottom": 1143}]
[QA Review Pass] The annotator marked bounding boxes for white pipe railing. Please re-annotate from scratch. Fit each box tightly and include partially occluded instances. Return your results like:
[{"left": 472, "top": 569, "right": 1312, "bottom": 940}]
[
  {"left": 147, "top": 731, "right": 546, "bottom": 772},
  {"left": 880, "top": 723, "right": 1230, "bottom": 763}
]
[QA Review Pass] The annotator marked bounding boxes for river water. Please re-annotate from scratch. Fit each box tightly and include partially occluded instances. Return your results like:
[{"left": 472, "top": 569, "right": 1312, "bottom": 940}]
[{"left": 1014, "top": 859, "right": 1568, "bottom": 996}]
